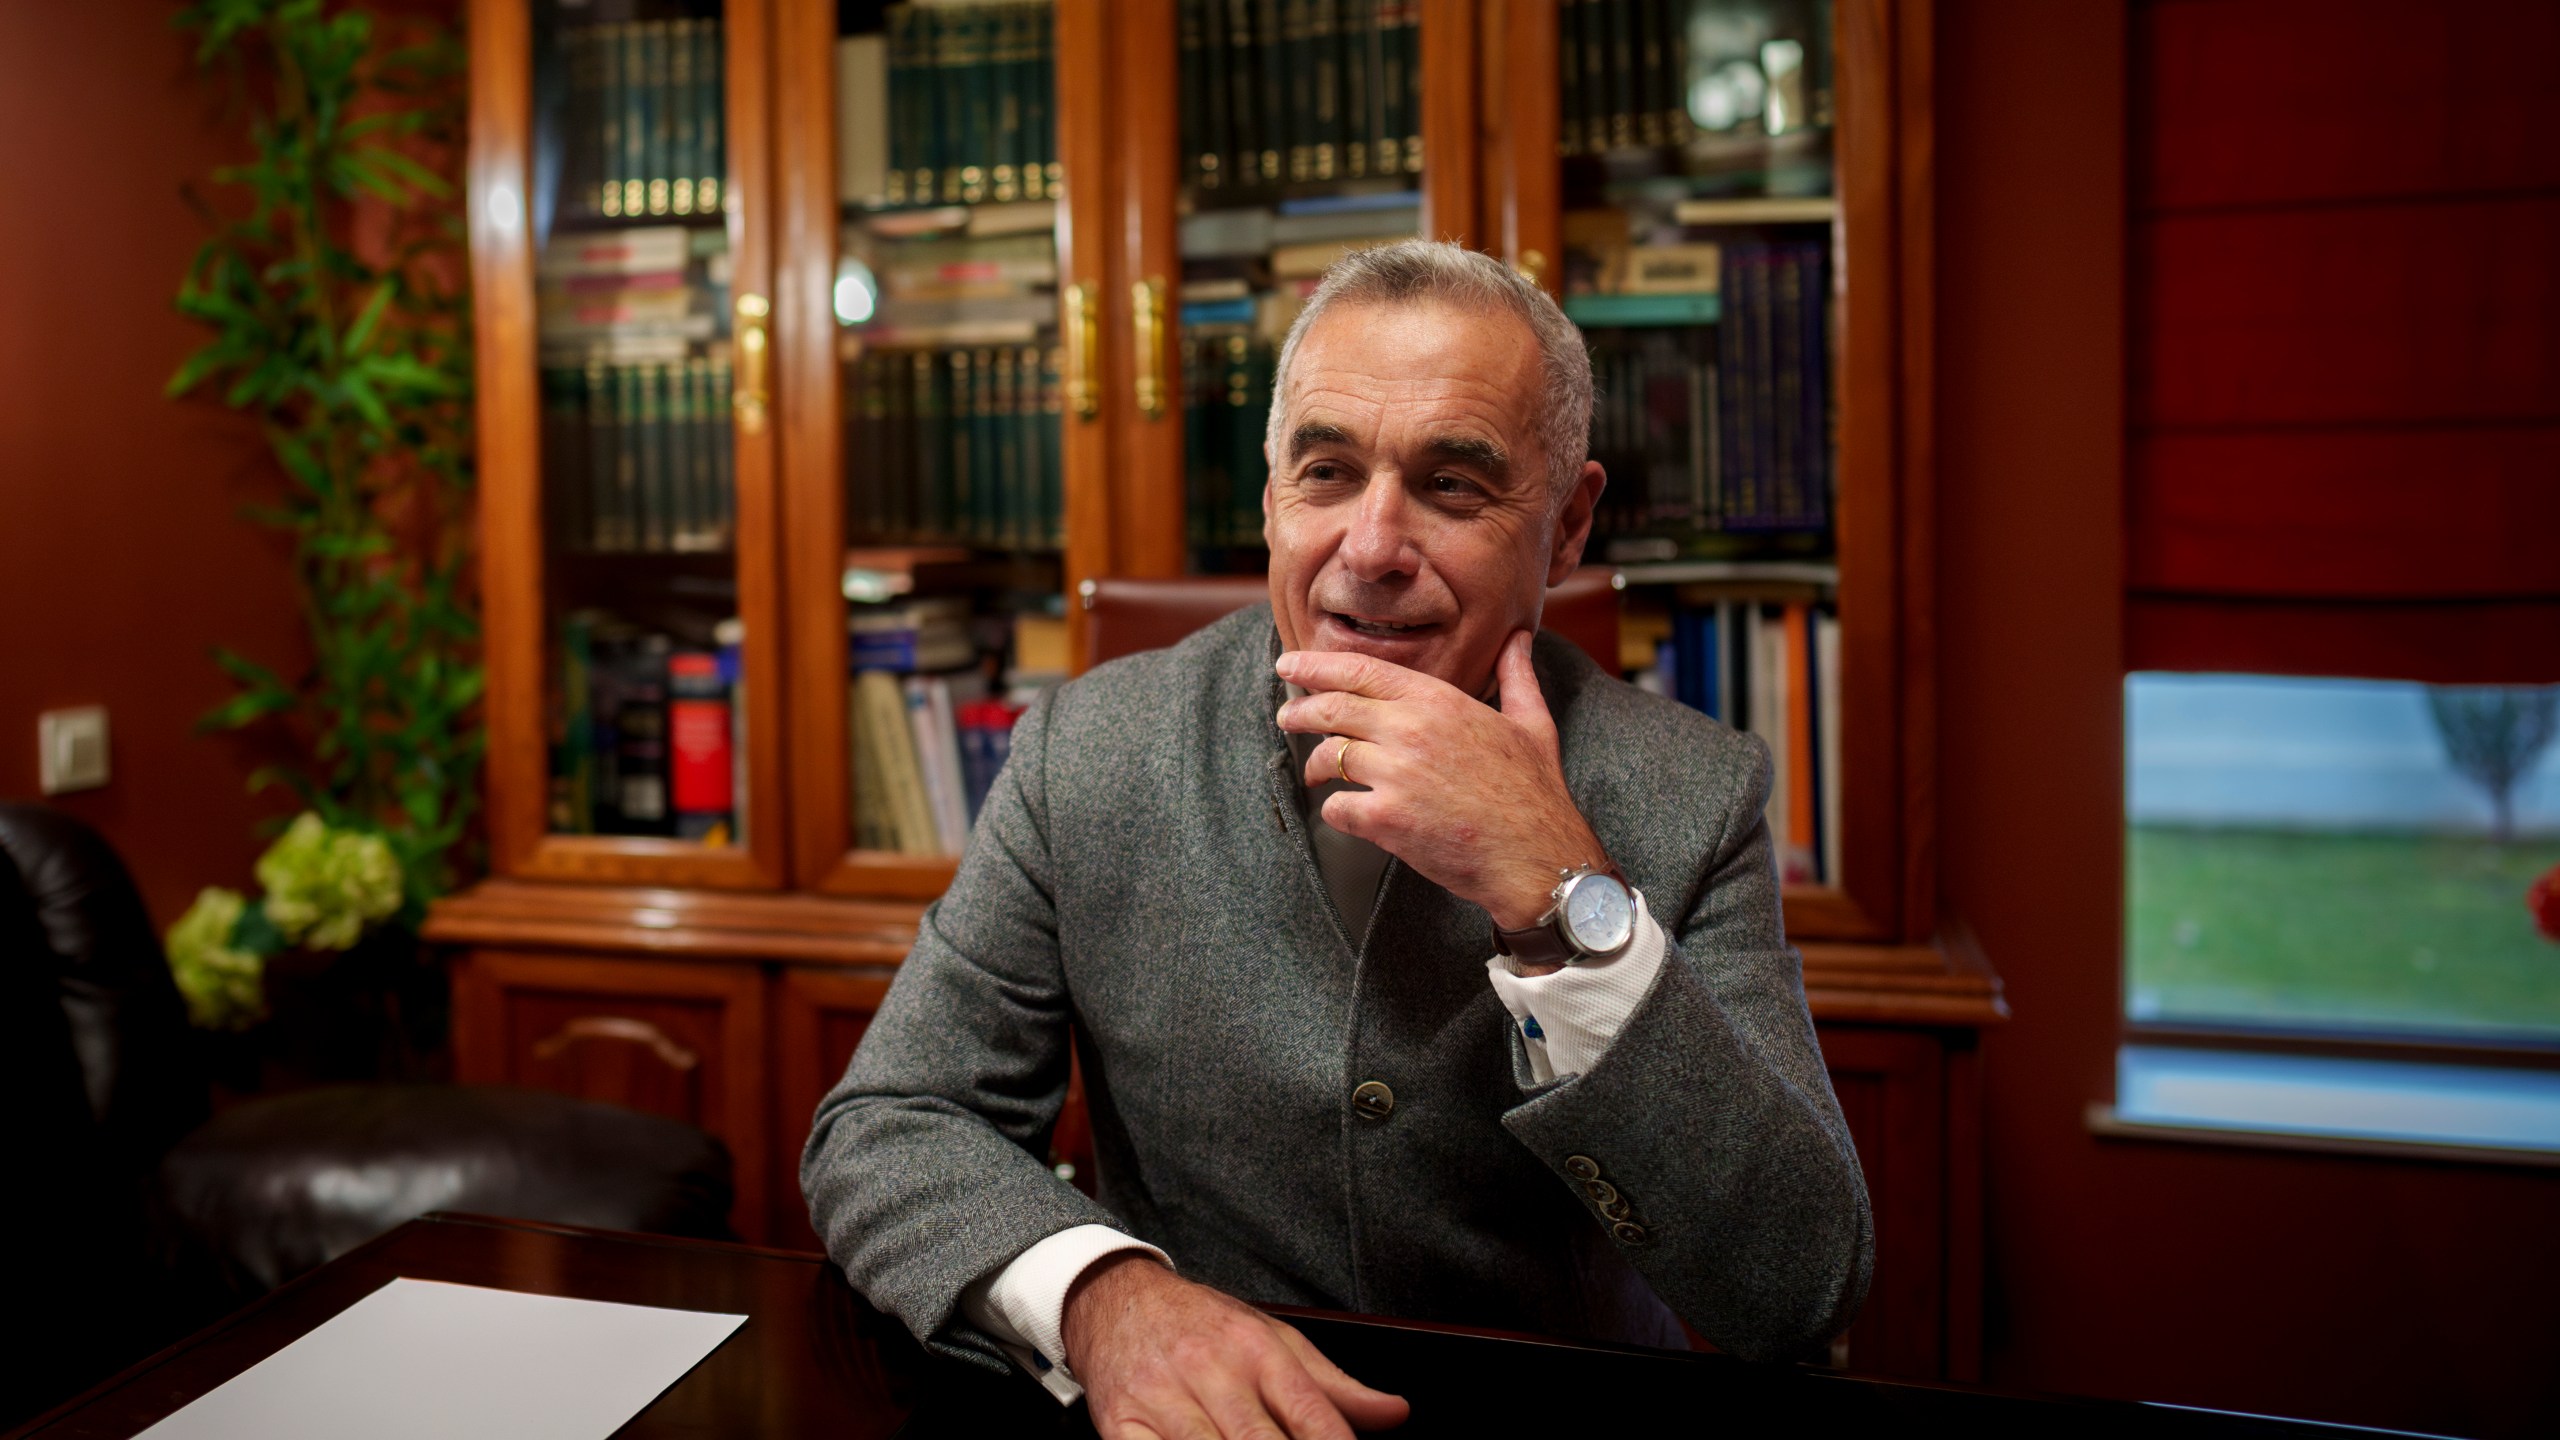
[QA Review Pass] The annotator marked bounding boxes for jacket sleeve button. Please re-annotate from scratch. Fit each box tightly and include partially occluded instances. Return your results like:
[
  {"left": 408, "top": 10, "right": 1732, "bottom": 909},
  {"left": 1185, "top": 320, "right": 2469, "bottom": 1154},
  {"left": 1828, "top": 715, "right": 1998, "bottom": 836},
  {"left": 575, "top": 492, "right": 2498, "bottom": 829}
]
[
  {"left": 1564, "top": 1154, "right": 1601, "bottom": 1182},
  {"left": 1611, "top": 1220, "right": 1651, "bottom": 1246}
]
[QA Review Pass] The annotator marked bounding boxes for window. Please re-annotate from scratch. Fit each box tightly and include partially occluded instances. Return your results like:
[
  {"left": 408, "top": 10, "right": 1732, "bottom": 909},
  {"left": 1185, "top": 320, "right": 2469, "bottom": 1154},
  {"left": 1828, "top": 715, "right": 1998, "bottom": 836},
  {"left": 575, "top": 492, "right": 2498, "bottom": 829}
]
[{"left": 2124, "top": 673, "right": 2560, "bottom": 1045}]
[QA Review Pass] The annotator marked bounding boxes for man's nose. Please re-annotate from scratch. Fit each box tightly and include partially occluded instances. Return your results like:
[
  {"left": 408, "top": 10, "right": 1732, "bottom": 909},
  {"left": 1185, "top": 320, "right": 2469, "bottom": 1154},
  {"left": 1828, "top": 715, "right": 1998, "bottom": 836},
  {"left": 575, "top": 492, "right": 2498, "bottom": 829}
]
[{"left": 1338, "top": 469, "right": 1421, "bottom": 581}]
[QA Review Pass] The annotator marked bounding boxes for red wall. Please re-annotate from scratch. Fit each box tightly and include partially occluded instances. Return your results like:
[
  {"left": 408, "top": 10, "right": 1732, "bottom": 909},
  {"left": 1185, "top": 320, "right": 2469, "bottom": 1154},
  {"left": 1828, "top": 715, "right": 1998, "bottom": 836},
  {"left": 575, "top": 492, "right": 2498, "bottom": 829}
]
[
  {"left": 1940, "top": 2, "right": 2560, "bottom": 1436},
  {"left": 0, "top": 3, "right": 307, "bottom": 926}
]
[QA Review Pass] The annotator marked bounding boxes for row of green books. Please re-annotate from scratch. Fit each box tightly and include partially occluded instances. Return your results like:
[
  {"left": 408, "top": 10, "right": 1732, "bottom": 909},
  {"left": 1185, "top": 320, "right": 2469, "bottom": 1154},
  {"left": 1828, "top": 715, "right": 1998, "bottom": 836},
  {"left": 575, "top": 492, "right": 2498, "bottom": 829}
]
[
  {"left": 1182, "top": 327, "right": 1276, "bottom": 550},
  {"left": 876, "top": 2, "right": 1058, "bottom": 208},
  {"left": 1178, "top": 0, "right": 1423, "bottom": 194},
  {"left": 846, "top": 345, "right": 1066, "bottom": 551},
  {"left": 541, "top": 359, "right": 737, "bottom": 555},
  {"left": 1558, "top": 0, "right": 1698, "bottom": 156},
  {"left": 561, "top": 18, "right": 727, "bottom": 220}
]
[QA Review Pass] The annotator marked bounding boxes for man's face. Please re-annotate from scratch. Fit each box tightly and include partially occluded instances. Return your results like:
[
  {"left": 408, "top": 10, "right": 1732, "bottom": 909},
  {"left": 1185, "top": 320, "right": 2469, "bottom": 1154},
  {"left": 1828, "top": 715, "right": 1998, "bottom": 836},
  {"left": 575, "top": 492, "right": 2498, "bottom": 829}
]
[{"left": 1263, "top": 300, "right": 1602, "bottom": 695}]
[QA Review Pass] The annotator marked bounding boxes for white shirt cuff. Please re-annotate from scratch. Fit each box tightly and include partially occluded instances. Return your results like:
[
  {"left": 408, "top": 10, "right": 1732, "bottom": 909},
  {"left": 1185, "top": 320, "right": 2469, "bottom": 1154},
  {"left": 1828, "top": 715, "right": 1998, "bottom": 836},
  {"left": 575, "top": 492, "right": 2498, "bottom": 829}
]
[
  {"left": 1484, "top": 891, "right": 1667, "bottom": 1085},
  {"left": 957, "top": 1223, "right": 1170, "bottom": 1405}
]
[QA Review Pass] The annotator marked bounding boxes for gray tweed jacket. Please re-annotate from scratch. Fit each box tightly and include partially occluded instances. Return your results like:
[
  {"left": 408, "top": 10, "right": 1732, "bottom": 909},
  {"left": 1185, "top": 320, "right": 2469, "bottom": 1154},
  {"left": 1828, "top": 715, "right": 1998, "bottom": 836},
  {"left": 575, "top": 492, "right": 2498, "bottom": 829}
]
[{"left": 801, "top": 604, "right": 1871, "bottom": 1369}]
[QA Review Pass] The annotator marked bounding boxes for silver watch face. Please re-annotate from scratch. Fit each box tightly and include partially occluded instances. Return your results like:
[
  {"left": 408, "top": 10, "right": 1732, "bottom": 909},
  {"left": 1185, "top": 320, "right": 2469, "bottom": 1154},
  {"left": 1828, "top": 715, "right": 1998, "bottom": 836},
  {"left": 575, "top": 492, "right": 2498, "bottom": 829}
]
[{"left": 1560, "top": 873, "right": 1635, "bottom": 956}]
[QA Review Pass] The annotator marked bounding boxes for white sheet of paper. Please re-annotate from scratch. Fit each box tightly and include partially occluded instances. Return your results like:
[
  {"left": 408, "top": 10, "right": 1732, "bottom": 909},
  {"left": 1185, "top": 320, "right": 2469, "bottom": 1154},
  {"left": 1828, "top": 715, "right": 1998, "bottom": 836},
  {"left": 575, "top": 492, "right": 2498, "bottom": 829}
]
[{"left": 138, "top": 1277, "right": 747, "bottom": 1440}]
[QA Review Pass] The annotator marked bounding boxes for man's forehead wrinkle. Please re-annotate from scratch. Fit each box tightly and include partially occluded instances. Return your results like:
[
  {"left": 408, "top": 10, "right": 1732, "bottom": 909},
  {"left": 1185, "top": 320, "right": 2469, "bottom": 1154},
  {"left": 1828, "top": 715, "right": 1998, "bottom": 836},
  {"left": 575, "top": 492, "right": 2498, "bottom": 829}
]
[{"left": 1288, "top": 375, "right": 1529, "bottom": 448}]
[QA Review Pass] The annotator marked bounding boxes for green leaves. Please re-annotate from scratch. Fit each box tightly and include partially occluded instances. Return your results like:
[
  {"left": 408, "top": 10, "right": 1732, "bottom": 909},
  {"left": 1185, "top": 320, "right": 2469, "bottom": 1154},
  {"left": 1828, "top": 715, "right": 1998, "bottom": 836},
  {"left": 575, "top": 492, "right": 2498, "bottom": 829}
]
[{"left": 170, "top": 0, "right": 479, "bottom": 913}]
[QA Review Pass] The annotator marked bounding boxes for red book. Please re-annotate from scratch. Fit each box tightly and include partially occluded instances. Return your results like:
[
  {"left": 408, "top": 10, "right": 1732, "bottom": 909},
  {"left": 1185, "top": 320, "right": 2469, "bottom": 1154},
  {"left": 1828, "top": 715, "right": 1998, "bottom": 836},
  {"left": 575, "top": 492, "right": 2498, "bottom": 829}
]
[{"left": 668, "top": 650, "right": 734, "bottom": 842}]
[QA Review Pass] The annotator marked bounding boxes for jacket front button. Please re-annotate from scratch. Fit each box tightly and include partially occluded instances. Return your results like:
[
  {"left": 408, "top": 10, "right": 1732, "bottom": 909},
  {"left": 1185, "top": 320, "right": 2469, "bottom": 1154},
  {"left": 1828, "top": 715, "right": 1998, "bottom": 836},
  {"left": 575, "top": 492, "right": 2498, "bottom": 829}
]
[{"left": 1351, "top": 1080, "right": 1396, "bottom": 1122}]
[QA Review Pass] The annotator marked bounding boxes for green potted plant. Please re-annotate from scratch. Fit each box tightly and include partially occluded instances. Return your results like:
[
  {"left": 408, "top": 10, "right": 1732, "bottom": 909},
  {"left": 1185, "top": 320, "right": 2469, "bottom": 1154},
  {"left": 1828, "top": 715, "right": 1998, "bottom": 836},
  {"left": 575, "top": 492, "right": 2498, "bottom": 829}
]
[{"left": 161, "top": 0, "right": 478, "bottom": 1082}]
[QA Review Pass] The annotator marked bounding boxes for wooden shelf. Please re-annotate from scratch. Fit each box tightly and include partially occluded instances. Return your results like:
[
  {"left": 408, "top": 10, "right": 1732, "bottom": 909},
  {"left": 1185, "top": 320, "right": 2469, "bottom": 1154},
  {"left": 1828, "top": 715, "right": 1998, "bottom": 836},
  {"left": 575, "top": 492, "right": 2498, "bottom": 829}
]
[{"left": 425, "top": 877, "right": 918, "bottom": 967}]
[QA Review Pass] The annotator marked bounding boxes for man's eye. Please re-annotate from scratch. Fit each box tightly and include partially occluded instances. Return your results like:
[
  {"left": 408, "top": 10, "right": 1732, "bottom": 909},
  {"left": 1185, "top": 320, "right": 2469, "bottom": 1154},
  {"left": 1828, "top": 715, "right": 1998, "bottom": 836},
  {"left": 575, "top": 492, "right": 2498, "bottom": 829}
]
[
  {"left": 1429, "top": 473, "right": 1482, "bottom": 498},
  {"left": 1306, "top": 462, "right": 1349, "bottom": 483}
]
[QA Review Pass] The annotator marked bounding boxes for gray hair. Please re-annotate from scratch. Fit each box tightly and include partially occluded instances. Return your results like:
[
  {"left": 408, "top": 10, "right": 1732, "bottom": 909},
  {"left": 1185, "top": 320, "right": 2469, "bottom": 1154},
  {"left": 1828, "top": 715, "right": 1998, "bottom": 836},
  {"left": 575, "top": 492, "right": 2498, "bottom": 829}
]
[{"left": 1264, "top": 239, "right": 1594, "bottom": 498}]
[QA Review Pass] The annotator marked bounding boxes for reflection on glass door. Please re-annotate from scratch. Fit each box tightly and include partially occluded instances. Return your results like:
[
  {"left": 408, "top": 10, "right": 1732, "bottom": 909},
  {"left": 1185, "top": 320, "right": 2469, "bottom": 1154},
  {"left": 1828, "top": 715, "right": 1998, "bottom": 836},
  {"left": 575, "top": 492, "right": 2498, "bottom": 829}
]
[
  {"left": 1174, "top": 0, "right": 1426, "bottom": 572},
  {"left": 831, "top": 1, "right": 1065, "bottom": 859},
  {"left": 533, "top": 0, "right": 746, "bottom": 846}
]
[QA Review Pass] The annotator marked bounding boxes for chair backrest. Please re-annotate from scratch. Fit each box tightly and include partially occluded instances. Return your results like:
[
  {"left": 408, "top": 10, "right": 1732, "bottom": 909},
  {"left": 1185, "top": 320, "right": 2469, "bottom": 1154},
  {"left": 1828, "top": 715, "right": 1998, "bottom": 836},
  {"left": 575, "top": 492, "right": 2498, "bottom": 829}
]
[
  {"left": 1082, "top": 567, "right": 1624, "bottom": 672},
  {"left": 0, "top": 804, "right": 208, "bottom": 1172}
]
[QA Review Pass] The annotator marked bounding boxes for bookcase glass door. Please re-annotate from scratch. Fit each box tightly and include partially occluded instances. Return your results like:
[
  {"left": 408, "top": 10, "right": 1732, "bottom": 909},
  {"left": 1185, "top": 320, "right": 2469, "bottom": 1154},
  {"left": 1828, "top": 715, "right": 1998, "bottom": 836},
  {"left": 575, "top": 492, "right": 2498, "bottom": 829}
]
[
  {"left": 829, "top": 0, "right": 1068, "bottom": 862},
  {"left": 1557, "top": 0, "right": 1842, "bottom": 889},
  {"left": 531, "top": 0, "right": 754, "bottom": 851},
  {"left": 1173, "top": 0, "right": 1429, "bottom": 575}
]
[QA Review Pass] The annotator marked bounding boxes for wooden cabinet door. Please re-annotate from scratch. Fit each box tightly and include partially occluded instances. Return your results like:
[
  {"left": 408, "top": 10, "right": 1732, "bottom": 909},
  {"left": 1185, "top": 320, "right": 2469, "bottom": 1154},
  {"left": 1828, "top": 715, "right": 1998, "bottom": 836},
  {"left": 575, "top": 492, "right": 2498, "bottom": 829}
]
[
  {"left": 451, "top": 949, "right": 770, "bottom": 1241},
  {"left": 771, "top": 966, "right": 896, "bottom": 1250},
  {"left": 1818, "top": 1023, "right": 1949, "bottom": 1380},
  {"left": 466, "top": 0, "right": 790, "bottom": 893}
]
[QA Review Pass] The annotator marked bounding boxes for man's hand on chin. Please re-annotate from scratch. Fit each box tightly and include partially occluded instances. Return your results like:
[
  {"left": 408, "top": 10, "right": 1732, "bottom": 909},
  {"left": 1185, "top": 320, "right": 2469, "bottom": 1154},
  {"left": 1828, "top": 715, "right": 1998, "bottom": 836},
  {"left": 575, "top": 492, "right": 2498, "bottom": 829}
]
[
  {"left": 1276, "top": 630, "right": 1608, "bottom": 970},
  {"left": 1061, "top": 1254, "right": 1409, "bottom": 1440}
]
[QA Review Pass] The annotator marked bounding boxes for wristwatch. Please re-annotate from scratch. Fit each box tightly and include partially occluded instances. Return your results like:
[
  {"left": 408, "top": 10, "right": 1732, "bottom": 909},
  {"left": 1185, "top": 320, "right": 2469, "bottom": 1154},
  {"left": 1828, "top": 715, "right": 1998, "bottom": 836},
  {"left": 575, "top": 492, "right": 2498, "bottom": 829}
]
[{"left": 1494, "top": 863, "right": 1636, "bottom": 968}]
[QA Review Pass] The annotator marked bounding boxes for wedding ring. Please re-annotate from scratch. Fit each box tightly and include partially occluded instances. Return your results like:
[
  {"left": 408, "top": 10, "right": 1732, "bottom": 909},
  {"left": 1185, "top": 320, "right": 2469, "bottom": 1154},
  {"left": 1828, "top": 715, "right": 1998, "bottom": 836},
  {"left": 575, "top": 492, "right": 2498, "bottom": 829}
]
[{"left": 1336, "top": 737, "right": 1364, "bottom": 787}]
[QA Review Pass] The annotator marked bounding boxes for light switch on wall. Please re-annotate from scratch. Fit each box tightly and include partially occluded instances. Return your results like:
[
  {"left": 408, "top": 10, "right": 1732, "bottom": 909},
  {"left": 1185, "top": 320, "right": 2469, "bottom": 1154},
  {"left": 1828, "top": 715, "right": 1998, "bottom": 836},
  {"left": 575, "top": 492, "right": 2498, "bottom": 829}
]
[{"left": 39, "top": 706, "right": 110, "bottom": 794}]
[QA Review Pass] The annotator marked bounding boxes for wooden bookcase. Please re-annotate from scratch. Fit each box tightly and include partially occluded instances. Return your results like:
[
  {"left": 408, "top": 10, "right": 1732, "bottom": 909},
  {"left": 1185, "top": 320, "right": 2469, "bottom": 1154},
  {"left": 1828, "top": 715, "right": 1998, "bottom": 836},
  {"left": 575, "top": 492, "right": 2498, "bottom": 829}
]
[{"left": 430, "top": 0, "right": 1999, "bottom": 1381}]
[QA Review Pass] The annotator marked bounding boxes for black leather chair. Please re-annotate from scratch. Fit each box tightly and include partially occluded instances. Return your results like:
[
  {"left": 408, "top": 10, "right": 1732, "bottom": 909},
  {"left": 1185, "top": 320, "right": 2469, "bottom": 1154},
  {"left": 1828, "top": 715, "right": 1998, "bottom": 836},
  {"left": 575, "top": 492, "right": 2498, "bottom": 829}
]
[{"left": 0, "top": 803, "right": 734, "bottom": 1423}]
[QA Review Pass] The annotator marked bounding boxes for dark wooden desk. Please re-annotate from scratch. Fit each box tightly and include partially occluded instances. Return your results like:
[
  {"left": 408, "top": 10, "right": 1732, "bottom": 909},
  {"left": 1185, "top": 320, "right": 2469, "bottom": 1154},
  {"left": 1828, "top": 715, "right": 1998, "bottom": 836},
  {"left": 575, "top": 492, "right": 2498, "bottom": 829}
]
[{"left": 12, "top": 1215, "right": 2422, "bottom": 1440}]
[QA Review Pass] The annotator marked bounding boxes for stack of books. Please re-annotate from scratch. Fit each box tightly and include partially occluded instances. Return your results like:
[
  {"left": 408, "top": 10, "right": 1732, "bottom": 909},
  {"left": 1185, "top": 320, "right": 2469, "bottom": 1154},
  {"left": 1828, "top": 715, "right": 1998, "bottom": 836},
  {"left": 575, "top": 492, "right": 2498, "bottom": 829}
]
[
  {"left": 834, "top": 2, "right": 1059, "bottom": 210},
  {"left": 560, "top": 17, "right": 728, "bottom": 219},
  {"left": 551, "top": 615, "right": 747, "bottom": 845},
  {"left": 538, "top": 225, "right": 730, "bottom": 360},
  {"left": 1180, "top": 191, "right": 1424, "bottom": 281},
  {"left": 1627, "top": 599, "right": 1840, "bottom": 886},
  {"left": 857, "top": 226, "right": 1059, "bottom": 346},
  {"left": 1178, "top": 0, "right": 1423, "bottom": 193}
]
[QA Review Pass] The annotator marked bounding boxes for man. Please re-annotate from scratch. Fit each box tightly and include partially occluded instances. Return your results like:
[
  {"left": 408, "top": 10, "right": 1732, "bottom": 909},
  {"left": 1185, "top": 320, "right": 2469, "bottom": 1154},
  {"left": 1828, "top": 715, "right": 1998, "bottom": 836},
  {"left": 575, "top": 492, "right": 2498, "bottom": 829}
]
[{"left": 804, "top": 241, "right": 1871, "bottom": 1439}]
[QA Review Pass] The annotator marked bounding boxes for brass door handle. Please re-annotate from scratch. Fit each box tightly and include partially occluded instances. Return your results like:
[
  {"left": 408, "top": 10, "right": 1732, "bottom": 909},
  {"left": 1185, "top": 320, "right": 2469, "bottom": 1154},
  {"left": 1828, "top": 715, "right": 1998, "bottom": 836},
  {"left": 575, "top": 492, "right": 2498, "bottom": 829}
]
[
  {"left": 1062, "top": 281, "right": 1100, "bottom": 421},
  {"left": 529, "top": 1016, "right": 699, "bottom": 1071},
  {"left": 732, "top": 292, "right": 771, "bottom": 434},
  {"left": 1132, "top": 275, "right": 1169, "bottom": 419}
]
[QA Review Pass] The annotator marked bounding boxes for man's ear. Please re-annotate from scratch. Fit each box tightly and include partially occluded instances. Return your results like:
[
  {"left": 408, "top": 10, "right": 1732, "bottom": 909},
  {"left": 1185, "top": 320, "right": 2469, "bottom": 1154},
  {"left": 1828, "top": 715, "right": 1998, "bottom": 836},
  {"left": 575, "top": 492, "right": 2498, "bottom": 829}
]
[{"left": 1546, "top": 459, "right": 1607, "bottom": 585}]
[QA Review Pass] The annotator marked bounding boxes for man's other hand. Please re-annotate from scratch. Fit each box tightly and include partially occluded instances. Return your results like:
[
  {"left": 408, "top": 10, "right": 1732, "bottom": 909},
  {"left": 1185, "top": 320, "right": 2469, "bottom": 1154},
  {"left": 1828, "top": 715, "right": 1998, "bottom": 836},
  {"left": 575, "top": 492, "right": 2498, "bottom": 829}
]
[
  {"left": 1061, "top": 1253, "right": 1410, "bottom": 1440},
  {"left": 1277, "top": 630, "right": 1609, "bottom": 953}
]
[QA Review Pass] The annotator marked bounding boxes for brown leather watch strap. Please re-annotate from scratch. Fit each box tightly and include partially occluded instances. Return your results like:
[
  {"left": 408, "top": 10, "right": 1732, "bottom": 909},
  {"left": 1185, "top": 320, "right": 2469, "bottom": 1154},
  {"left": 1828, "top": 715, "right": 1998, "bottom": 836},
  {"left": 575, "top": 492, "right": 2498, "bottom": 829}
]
[{"left": 1492, "top": 861, "right": 1630, "bottom": 965}]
